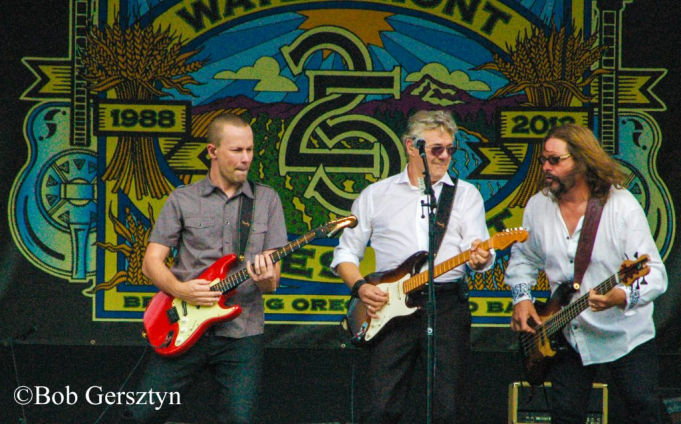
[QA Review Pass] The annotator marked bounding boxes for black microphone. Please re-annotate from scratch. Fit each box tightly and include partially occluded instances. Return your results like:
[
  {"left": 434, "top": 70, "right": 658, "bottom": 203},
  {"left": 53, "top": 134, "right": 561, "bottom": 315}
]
[{"left": 414, "top": 139, "right": 426, "bottom": 150}]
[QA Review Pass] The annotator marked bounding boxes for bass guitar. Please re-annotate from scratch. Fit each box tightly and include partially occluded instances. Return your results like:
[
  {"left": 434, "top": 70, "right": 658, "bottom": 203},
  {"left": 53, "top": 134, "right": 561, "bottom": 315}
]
[
  {"left": 344, "top": 228, "right": 528, "bottom": 346},
  {"left": 519, "top": 255, "right": 650, "bottom": 386},
  {"left": 144, "top": 215, "right": 358, "bottom": 357}
]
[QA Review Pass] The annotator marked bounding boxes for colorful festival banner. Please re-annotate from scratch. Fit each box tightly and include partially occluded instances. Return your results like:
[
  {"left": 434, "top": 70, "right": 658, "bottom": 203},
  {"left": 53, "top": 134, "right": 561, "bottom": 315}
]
[{"left": 7, "top": 0, "right": 676, "bottom": 347}]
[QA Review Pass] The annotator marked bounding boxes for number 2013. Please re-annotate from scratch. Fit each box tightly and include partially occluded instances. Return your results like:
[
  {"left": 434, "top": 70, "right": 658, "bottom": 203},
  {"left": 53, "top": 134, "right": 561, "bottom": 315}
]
[{"left": 511, "top": 115, "right": 576, "bottom": 135}]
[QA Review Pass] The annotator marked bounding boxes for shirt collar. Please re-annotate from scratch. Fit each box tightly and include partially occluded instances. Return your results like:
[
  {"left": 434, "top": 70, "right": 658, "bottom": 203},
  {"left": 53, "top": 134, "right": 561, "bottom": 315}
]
[
  {"left": 199, "top": 174, "right": 254, "bottom": 199},
  {"left": 397, "top": 164, "right": 455, "bottom": 188}
]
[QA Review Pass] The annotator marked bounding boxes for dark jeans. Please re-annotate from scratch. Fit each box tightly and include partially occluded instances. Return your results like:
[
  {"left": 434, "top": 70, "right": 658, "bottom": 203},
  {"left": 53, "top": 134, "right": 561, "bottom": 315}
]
[
  {"left": 123, "top": 332, "right": 264, "bottom": 424},
  {"left": 361, "top": 284, "right": 472, "bottom": 424},
  {"left": 549, "top": 338, "right": 663, "bottom": 424}
]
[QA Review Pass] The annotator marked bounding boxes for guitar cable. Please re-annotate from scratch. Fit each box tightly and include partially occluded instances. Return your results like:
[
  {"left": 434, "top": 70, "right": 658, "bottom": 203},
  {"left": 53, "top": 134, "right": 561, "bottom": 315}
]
[
  {"left": 4, "top": 325, "right": 37, "bottom": 423},
  {"left": 516, "top": 352, "right": 553, "bottom": 416},
  {"left": 350, "top": 349, "right": 357, "bottom": 424},
  {"left": 93, "top": 344, "right": 149, "bottom": 424}
]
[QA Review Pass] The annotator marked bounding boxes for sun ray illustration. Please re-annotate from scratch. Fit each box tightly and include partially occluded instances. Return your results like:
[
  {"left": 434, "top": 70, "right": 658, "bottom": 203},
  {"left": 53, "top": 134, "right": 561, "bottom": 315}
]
[{"left": 298, "top": 10, "right": 395, "bottom": 51}]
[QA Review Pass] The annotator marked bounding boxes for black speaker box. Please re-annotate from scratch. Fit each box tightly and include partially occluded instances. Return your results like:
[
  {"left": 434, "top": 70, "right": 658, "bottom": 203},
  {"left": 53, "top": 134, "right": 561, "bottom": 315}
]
[{"left": 508, "top": 381, "right": 608, "bottom": 424}]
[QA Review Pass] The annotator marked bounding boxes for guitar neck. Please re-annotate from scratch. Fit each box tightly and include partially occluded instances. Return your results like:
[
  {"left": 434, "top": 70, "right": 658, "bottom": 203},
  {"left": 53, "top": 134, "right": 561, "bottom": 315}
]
[
  {"left": 540, "top": 273, "right": 620, "bottom": 338},
  {"left": 211, "top": 231, "right": 319, "bottom": 294},
  {"left": 403, "top": 239, "right": 492, "bottom": 294}
]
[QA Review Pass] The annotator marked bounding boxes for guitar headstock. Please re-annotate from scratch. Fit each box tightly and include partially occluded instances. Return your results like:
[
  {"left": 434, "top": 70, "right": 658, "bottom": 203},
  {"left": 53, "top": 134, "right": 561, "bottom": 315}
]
[
  {"left": 488, "top": 228, "right": 529, "bottom": 250},
  {"left": 619, "top": 254, "right": 650, "bottom": 286},
  {"left": 317, "top": 215, "right": 358, "bottom": 238}
]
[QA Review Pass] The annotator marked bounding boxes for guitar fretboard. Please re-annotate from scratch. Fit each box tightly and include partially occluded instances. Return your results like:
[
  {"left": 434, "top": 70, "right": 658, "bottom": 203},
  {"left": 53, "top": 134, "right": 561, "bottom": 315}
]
[
  {"left": 403, "top": 240, "right": 492, "bottom": 294},
  {"left": 209, "top": 229, "right": 322, "bottom": 294},
  {"left": 537, "top": 275, "right": 619, "bottom": 338},
  {"left": 520, "top": 258, "right": 648, "bottom": 357}
]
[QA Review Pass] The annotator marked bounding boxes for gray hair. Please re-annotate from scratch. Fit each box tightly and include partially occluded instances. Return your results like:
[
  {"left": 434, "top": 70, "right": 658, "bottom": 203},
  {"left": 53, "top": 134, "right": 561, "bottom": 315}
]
[{"left": 401, "top": 110, "right": 458, "bottom": 145}]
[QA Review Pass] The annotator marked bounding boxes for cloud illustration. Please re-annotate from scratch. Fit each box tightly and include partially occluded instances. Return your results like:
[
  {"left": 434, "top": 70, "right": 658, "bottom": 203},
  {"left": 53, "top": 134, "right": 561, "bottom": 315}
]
[
  {"left": 214, "top": 57, "right": 298, "bottom": 92},
  {"left": 406, "top": 63, "right": 490, "bottom": 92}
]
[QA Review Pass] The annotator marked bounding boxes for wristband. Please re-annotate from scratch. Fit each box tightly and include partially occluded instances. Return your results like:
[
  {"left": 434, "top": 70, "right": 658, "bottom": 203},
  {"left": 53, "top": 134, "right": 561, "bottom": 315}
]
[{"left": 350, "top": 279, "right": 367, "bottom": 298}]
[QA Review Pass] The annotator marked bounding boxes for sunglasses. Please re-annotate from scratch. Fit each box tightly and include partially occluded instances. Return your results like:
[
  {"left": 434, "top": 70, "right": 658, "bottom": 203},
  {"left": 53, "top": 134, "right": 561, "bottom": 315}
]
[
  {"left": 538, "top": 153, "right": 571, "bottom": 165},
  {"left": 424, "top": 145, "right": 457, "bottom": 157}
]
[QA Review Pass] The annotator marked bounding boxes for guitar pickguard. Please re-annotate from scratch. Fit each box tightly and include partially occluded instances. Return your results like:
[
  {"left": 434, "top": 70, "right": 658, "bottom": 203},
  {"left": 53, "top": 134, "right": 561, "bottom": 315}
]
[
  {"left": 170, "top": 296, "right": 240, "bottom": 347},
  {"left": 364, "top": 274, "right": 417, "bottom": 341}
]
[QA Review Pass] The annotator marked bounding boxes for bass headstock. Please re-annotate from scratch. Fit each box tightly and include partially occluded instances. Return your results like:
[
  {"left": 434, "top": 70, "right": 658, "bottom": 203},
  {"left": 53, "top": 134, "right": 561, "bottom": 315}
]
[{"left": 619, "top": 254, "right": 650, "bottom": 286}]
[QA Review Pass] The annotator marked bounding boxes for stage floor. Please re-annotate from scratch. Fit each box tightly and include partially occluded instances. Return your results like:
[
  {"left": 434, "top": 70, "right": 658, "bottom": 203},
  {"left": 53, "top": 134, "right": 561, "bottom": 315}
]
[{"left": 1, "top": 345, "right": 679, "bottom": 423}]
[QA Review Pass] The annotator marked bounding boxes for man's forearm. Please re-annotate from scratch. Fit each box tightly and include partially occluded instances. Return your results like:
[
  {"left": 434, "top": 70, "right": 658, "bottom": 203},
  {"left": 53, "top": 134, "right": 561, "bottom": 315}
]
[
  {"left": 336, "top": 262, "right": 364, "bottom": 289},
  {"left": 143, "top": 258, "right": 182, "bottom": 297}
]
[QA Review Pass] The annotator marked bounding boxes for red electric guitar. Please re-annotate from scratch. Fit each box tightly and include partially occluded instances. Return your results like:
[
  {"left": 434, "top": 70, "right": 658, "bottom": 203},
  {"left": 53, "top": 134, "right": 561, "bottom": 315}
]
[{"left": 143, "top": 215, "right": 357, "bottom": 357}]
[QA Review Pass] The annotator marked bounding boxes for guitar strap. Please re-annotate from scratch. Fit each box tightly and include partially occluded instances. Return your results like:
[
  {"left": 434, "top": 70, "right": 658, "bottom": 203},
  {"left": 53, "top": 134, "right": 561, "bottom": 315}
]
[
  {"left": 573, "top": 197, "right": 605, "bottom": 287},
  {"left": 432, "top": 179, "right": 458, "bottom": 258},
  {"left": 237, "top": 180, "right": 256, "bottom": 263}
]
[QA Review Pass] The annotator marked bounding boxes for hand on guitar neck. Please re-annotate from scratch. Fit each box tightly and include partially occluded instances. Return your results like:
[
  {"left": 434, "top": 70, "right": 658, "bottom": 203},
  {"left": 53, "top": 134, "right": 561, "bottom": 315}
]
[
  {"left": 511, "top": 279, "right": 629, "bottom": 334},
  {"left": 245, "top": 252, "right": 279, "bottom": 294},
  {"left": 341, "top": 237, "right": 491, "bottom": 319},
  {"left": 343, "top": 229, "right": 528, "bottom": 346},
  {"left": 587, "top": 287, "right": 627, "bottom": 312},
  {"left": 514, "top": 255, "right": 650, "bottom": 386},
  {"left": 144, "top": 215, "right": 359, "bottom": 357},
  {"left": 469, "top": 238, "right": 493, "bottom": 270}
]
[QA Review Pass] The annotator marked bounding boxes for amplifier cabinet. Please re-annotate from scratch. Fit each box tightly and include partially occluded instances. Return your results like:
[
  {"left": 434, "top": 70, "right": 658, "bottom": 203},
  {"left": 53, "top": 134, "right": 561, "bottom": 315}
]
[{"left": 508, "top": 381, "right": 608, "bottom": 424}]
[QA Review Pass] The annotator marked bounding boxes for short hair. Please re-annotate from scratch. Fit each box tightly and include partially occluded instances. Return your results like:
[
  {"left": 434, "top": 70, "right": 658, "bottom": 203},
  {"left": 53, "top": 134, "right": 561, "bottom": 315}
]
[
  {"left": 543, "top": 123, "right": 626, "bottom": 200},
  {"left": 401, "top": 110, "right": 458, "bottom": 145},
  {"left": 206, "top": 113, "right": 250, "bottom": 146}
]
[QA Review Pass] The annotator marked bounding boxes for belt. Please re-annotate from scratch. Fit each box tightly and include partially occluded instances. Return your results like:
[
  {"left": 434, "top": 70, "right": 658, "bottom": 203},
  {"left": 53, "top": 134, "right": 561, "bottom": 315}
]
[{"left": 414, "top": 280, "right": 468, "bottom": 299}]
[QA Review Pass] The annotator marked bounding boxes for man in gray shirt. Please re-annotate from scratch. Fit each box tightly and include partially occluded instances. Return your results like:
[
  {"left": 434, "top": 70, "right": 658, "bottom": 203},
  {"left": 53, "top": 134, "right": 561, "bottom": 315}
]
[{"left": 123, "top": 113, "right": 288, "bottom": 423}]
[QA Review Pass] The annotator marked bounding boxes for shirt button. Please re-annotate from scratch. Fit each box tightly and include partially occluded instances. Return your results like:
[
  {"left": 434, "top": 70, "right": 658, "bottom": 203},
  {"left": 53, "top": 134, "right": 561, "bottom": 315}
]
[
  {"left": 569, "top": 260, "right": 574, "bottom": 263},
  {"left": 572, "top": 324, "right": 578, "bottom": 330}
]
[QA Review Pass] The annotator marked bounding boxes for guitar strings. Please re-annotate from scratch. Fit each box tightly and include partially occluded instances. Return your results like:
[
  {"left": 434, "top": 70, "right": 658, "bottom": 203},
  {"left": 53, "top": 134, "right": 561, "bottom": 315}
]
[
  {"left": 210, "top": 228, "right": 323, "bottom": 293},
  {"left": 519, "top": 270, "right": 628, "bottom": 355},
  {"left": 519, "top": 258, "right": 647, "bottom": 355},
  {"left": 397, "top": 230, "right": 525, "bottom": 294},
  {"left": 405, "top": 253, "right": 470, "bottom": 293}
]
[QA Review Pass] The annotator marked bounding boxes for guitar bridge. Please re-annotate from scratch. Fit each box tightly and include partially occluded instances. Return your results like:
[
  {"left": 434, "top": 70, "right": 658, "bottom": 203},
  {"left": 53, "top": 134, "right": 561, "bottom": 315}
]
[{"left": 167, "top": 307, "right": 180, "bottom": 324}]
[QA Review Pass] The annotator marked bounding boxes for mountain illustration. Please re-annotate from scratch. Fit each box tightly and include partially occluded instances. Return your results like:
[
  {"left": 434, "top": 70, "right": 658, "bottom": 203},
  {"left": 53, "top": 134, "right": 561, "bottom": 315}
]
[{"left": 192, "top": 74, "right": 525, "bottom": 125}]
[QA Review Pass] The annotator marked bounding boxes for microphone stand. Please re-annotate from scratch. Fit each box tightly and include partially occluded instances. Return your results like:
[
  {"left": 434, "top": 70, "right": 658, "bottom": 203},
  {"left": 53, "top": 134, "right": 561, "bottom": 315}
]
[{"left": 417, "top": 141, "right": 438, "bottom": 424}]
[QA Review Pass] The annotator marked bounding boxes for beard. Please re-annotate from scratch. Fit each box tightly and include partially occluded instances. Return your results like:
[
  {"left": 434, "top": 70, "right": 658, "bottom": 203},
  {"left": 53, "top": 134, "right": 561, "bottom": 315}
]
[{"left": 544, "top": 167, "right": 580, "bottom": 199}]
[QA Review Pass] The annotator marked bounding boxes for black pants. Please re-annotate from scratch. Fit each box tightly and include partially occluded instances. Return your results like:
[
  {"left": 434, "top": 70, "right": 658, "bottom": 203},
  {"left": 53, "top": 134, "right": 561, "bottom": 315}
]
[
  {"left": 361, "top": 285, "right": 472, "bottom": 424},
  {"left": 549, "top": 338, "right": 664, "bottom": 424},
  {"left": 123, "top": 333, "right": 264, "bottom": 424}
]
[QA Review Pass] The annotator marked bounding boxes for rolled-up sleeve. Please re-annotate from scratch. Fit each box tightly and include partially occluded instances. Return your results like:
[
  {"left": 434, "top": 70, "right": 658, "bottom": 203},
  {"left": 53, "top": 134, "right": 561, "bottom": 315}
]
[
  {"left": 331, "top": 186, "right": 373, "bottom": 271},
  {"left": 505, "top": 200, "right": 544, "bottom": 304},
  {"left": 615, "top": 205, "right": 667, "bottom": 311},
  {"left": 459, "top": 186, "right": 496, "bottom": 272}
]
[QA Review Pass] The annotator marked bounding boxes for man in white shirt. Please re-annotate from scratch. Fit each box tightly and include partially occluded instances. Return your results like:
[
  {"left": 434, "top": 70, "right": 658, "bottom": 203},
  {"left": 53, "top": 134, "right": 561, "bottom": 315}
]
[
  {"left": 506, "top": 123, "right": 668, "bottom": 423},
  {"left": 332, "top": 110, "right": 494, "bottom": 423}
]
